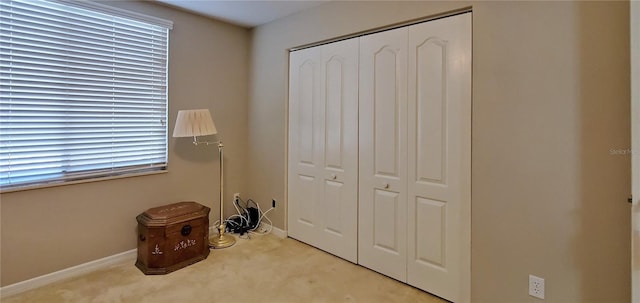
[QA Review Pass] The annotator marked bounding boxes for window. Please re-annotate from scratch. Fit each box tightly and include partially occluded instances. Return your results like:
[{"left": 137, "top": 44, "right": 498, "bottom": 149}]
[{"left": 0, "top": 0, "right": 173, "bottom": 191}]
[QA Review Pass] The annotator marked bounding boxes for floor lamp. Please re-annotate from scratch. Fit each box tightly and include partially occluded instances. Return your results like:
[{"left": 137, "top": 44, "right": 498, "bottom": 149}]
[{"left": 173, "top": 109, "right": 236, "bottom": 249}]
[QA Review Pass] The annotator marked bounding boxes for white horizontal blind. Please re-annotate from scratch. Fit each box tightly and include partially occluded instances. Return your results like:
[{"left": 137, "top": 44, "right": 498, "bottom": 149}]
[{"left": 0, "top": 0, "right": 171, "bottom": 190}]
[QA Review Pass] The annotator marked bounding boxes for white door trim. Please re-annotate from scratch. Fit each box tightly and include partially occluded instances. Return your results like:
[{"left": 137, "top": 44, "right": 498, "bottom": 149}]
[{"left": 631, "top": 1, "right": 639, "bottom": 302}]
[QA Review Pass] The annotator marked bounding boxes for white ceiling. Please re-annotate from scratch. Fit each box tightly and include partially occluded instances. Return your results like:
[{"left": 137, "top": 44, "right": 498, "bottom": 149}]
[{"left": 154, "top": 0, "right": 328, "bottom": 28}]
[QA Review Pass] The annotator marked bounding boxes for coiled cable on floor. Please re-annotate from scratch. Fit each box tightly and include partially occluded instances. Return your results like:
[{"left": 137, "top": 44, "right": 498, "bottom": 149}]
[{"left": 222, "top": 197, "right": 273, "bottom": 238}]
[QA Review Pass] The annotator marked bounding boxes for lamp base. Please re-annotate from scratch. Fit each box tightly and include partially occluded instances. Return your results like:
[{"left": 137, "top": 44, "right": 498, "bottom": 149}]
[
  {"left": 209, "top": 233, "right": 236, "bottom": 249},
  {"left": 209, "top": 224, "right": 235, "bottom": 249}
]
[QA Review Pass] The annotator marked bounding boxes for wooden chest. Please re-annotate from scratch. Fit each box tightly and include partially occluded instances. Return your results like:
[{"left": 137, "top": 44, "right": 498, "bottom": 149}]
[{"left": 135, "top": 201, "right": 210, "bottom": 275}]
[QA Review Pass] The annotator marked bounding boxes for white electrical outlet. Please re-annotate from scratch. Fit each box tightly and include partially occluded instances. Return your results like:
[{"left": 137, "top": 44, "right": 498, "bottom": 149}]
[
  {"left": 233, "top": 193, "right": 240, "bottom": 201},
  {"left": 529, "top": 275, "right": 545, "bottom": 299}
]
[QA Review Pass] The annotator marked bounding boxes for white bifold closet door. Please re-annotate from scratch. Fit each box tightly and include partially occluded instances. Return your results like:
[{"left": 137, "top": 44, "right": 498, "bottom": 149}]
[
  {"left": 287, "top": 38, "right": 359, "bottom": 263},
  {"left": 359, "top": 13, "right": 471, "bottom": 302},
  {"left": 357, "top": 26, "right": 409, "bottom": 282},
  {"left": 406, "top": 14, "right": 471, "bottom": 302}
]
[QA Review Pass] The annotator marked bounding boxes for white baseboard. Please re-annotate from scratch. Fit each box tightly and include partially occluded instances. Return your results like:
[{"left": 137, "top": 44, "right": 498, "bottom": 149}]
[
  {"left": 0, "top": 249, "right": 137, "bottom": 299},
  {"left": 265, "top": 223, "right": 287, "bottom": 238},
  {"left": 211, "top": 224, "right": 287, "bottom": 239}
]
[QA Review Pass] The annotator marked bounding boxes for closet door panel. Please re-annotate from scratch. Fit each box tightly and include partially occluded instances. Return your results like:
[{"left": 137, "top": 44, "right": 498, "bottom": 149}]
[
  {"left": 297, "top": 174, "right": 318, "bottom": 225},
  {"left": 358, "top": 26, "right": 408, "bottom": 281},
  {"left": 298, "top": 60, "right": 317, "bottom": 165},
  {"left": 407, "top": 13, "right": 471, "bottom": 302},
  {"left": 324, "top": 58, "right": 345, "bottom": 169},
  {"left": 415, "top": 197, "right": 446, "bottom": 264},
  {"left": 373, "top": 188, "right": 402, "bottom": 252},
  {"left": 323, "top": 179, "right": 345, "bottom": 233},
  {"left": 318, "top": 38, "right": 359, "bottom": 263},
  {"left": 288, "top": 46, "right": 322, "bottom": 247},
  {"left": 373, "top": 49, "right": 401, "bottom": 177},
  {"left": 415, "top": 38, "right": 446, "bottom": 184}
]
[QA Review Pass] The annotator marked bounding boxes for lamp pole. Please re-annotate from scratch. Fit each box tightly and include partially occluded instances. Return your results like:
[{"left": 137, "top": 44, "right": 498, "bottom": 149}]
[{"left": 208, "top": 141, "right": 235, "bottom": 248}]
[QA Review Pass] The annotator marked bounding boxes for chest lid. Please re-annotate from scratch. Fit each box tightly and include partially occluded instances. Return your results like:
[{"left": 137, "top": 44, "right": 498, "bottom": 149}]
[{"left": 137, "top": 201, "right": 210, "bottom": 227}]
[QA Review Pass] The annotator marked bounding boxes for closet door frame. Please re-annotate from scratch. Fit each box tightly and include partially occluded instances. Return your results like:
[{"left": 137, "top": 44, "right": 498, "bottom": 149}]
[{"left": 285, "top": 9, "right": 472, "bottom": 303}]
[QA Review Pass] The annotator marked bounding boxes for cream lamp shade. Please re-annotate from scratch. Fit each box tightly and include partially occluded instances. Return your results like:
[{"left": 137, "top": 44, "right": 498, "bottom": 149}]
[{"left": 173, "top": 109, "right": 217, "bottom": 137}]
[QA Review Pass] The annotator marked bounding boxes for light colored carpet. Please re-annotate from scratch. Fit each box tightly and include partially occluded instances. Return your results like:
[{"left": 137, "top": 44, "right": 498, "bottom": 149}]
[{"left": 3, "top": 234, "right": 447, "bottom": 303}]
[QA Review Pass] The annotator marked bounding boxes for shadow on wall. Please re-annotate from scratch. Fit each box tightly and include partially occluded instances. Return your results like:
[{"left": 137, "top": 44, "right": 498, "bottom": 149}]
[
  {"left": 172, "top": 134, "right": 222, "bottom": 163},
  {"left": 574, "top": 2, "right": 630, "bottom": 302}
]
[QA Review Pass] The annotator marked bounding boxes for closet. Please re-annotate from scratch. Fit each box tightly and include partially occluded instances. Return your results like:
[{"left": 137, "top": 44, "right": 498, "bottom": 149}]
[{"left": 288, "top": 13, "right": 471, "bottom": 302}]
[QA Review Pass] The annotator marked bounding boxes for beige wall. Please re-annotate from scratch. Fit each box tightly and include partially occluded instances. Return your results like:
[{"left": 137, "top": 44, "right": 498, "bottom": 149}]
[
  {"left": 0, "top": 1, "right": 250, "bottom": 286},
  {"left": 248, "top": 1, "right": 630, "bottom": 302}
]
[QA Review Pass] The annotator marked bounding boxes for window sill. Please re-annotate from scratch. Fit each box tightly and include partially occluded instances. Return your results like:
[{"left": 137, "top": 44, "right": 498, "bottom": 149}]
[{"left": 0, "top": 170, "right": 169, "bottom": 194}]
